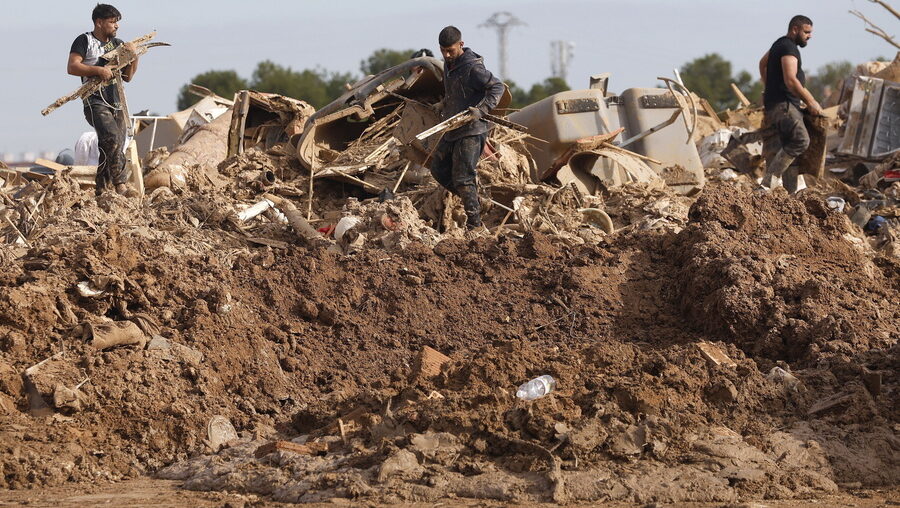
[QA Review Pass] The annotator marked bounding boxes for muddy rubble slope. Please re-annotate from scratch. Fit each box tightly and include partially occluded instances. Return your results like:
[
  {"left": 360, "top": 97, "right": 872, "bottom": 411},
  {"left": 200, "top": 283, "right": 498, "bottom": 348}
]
[{"left": 0, "top": 183, "right": 897, "bottom": 504}]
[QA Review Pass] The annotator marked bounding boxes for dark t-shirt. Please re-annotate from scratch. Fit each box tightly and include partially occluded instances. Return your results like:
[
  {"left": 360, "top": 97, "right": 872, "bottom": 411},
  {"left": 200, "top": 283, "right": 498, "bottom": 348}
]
[
  {"left": 763, "top": 36, "right": 805, "bottom": 110},
  {"left": 70, "top": 32, "right": 123, "bottom": 107}
]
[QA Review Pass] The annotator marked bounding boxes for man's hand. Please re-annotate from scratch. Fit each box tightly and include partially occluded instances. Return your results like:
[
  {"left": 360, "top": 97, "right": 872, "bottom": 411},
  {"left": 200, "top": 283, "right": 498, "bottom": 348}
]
[
  {"left": 95, "top": 66, "right": 114, "bottom": 81},
  {"left": 806, "top": 100, "right": 824, "bottom": 117},
  {"left": 467, "top": 106, "right": 484, "bottom": 120}
]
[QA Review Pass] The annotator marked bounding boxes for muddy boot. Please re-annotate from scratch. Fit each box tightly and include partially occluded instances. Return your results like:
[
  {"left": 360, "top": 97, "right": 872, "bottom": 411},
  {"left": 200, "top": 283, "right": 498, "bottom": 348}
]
[
  {"left": 115, "top": 183, "right": 139, "bottom": 198},
  {"left": 782, "top": 166, "right": 800, "bottom": 194},
  {"left": 458, "top": 185, "right": 482, "bottom": 229},
  {"left": 761, "top": 149, "right": 796, "bottom": 189},
  {"left": 720, "top": 134, "right": 743, "bottom": 162}
]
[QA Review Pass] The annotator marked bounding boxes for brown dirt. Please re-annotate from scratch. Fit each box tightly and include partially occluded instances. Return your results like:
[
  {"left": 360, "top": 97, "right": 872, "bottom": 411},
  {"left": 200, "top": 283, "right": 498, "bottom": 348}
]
[{"left": 0, "top": 179, "right": 897, "bottom": 504}]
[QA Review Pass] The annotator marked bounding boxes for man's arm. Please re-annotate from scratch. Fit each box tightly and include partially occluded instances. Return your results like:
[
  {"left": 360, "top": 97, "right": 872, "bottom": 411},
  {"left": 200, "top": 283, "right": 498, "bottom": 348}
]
[
  {"left": 121, "top": 42, "right": 138, "bottom": 82},
  {"left": 781, "top": 55, "right": 823, "bottom": 115},
  {"left": 67, "top": 52, "right": 113, "bottom": 81},
  {"left": 471, "top": 65, "right": 505, "bottom": 114},
  {"left": 759, "top": 51, "right": 769, "bottom": 83}
]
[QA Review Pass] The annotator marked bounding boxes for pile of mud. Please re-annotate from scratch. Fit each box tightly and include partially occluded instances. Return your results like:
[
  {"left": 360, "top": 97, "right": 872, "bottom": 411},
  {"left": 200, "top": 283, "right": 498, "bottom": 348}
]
[{"left": 0, "top": 181, "right": 896, "bottom": 504}]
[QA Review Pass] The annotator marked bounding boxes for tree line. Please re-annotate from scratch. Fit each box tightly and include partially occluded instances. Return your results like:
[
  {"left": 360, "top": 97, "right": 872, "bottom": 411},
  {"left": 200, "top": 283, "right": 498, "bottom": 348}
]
[{"left": 177, "top": 48, "right": 858, "bottom": 113}]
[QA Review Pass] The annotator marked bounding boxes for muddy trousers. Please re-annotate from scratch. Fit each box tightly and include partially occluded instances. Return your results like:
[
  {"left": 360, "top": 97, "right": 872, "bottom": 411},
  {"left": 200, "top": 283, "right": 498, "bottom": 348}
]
[
  {"left": 728, "top": 102, "right": 810, "bottom": 192},
  {"left": 84, "top": 102, "right": 129, "bottom": 195},
  {"left": 430, "top": 134, "right": 486, "bottom": 228},
  {"left": 762, "top": 102, "right": 810, "bottom": 192}
]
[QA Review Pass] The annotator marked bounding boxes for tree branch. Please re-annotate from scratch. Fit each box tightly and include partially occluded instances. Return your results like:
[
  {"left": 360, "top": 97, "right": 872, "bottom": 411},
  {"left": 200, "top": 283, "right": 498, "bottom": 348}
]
[
  {"left": 850, "top": 9, "right": 900, "bottom": 50},
  {"left": 867, "top": 0, "right": 900, "bottom": 22}
]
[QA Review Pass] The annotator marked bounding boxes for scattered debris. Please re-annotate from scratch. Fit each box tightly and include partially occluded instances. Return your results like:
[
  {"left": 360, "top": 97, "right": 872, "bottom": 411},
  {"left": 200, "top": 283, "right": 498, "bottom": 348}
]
[{"left": 1, "top": 51, "right": 898, "bottom": 506}]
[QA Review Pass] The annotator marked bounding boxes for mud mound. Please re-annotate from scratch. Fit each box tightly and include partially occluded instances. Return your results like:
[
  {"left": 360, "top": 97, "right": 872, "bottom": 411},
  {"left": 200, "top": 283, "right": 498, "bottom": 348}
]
[
  {"left": 1, "top": 182, "right": 897, "bottom": 503},
  {"left": 673, "top": 184, "right": 899, "bottom": 365}
]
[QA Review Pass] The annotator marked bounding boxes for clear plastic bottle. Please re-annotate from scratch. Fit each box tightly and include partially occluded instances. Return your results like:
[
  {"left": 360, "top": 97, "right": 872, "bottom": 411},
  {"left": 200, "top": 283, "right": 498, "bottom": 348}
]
[{"left": 516, "top": 375, "right": 557, "bottom": 400}]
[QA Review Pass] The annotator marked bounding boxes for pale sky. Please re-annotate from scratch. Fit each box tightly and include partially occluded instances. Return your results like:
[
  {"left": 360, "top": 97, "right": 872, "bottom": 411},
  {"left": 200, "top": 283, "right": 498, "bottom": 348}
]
[{"left": 1, "top": 0, "right": 894, "bottom": 158}]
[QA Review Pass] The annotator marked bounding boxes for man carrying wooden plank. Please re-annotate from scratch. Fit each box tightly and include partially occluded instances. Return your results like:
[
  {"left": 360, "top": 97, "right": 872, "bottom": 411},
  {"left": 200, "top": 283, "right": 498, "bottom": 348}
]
[
  {"left": 66, "top": 4, "right": 139, "bottom": 197},
  {"left": 430, "top": 26, "right": 505, "bottom": 230}
]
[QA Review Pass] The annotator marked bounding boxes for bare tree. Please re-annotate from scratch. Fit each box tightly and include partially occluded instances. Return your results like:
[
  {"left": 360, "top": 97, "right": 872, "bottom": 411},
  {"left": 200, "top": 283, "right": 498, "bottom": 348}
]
[{"left": 850, "top": 9, "right": 900, "bottom": 49}]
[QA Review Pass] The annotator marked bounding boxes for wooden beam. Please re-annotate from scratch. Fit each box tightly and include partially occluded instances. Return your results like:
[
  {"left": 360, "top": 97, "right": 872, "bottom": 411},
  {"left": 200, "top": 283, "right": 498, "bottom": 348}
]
[
  {"left": 41, "top": 32, "right": 168, "bottom": 116},
  {"left": 730, "top": 83, "right": 751, "bottom": 107}
]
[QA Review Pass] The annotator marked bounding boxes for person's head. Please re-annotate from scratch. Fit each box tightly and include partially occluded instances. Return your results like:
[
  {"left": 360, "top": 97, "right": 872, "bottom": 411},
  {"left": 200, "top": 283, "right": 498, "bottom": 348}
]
[
  {"left": 92, "top": 4, "right": 121, "bottom": 39},
  {"left": 787, "top": 15, "right": 813, "bottom": 47},
  {"left": 439, "top": 26, "right": 464, "bottom": 61}
]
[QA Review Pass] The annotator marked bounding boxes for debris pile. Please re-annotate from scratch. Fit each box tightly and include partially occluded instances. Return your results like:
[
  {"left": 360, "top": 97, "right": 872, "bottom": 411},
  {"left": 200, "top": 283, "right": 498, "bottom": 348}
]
[{"left": 0, "top": 54, "right": 898, "bottom": 505}]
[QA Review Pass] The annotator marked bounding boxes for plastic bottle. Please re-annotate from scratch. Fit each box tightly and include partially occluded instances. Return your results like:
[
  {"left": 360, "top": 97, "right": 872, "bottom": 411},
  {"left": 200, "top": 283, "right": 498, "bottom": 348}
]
[{"left": 516, "top": 375, "right": 557, "bottom": 400}]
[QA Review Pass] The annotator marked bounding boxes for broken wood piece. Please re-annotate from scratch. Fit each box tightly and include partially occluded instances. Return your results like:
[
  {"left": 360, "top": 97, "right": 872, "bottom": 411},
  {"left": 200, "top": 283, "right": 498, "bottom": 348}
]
[
  {"left": 254, "top": 440, "right": 329, "bottom": 458},
  {"left": 317, "top": 166, "right": 381, "bottom": 192},
  {"left": 42, "top": 32, "right": 168, "bottom": 116},
  {"left": 730, "top": 83, "right": 751, "bottom": 107},
  {"left": 263, "top": 193, "right": 331, "bottom": 246},
  {"left": 412, "top": 346, "right": 451, "bottom": 379},
  {"left": 115, "top": 70, "right": 133, "bottom": 137},
  {"left": 125, "top": 139, "right": 143, "bottom": 196},
  {"left": 600, "top": 143, "right": 663, "bottom": 165},
  {"left": 415, "top": 111, "right": 472, "bottom": 141},
  {"left": 310, "top": 406, "right": 370, "bottom": 438},
  {"left": 696, "top": 342, "right": 737, "bottom": 368},
  {"left": 392, "top": 161, "right": 411, "bottom": 193},
  {"left": 227, "top": 90, "right": 251, "bottom": 157}
]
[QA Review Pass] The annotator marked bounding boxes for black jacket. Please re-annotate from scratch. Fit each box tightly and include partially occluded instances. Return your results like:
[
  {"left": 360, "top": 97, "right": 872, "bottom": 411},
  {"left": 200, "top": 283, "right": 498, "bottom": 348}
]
[{"left": 441, "top": 48, "right": 505, "bottom": 141}]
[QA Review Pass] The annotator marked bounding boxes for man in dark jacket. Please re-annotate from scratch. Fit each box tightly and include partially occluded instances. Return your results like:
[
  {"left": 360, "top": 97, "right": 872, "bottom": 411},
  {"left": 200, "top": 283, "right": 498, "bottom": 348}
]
[{"left": 430, "top": 26, "right": 505, "bottom": 229}]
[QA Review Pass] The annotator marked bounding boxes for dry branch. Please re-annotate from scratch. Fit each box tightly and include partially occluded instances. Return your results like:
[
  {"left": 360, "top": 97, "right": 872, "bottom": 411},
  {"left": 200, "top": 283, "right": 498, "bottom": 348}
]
[
  {"left": 868, "top": 0, "right": 900, "bottom": 21},
  {"left": 851, "top": 9, "right": 900, "bottom": 50}
]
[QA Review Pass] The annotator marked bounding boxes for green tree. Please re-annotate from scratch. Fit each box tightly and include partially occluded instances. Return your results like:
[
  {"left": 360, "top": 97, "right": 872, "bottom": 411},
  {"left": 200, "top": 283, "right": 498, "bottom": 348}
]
[
  {"left": 505, "top": 78, "right": 571, "bottom": 109},
  {"left": 734, "top": 70, "right": 763, "bottom": 106},
  {"left": 249, "top": 60, "right": 330, "bottom": 108},
  {"left": 526, "top": 77, "right": 570, "bottom": 104},
  {"left": 679, "top": 53, "right": 763, "bottom": 111},
  {"left": 680, "top": 53, "right": 734, "bottom": 111},
  {"left": 806, "top": 61, "right": 853, "bottom": 102},
  {"left": 176, "top": 70, "right": 248, "bottom": 110},
  {"left": 324, "top": 71, "right": 357, "bottom": 102},
  {"left": 360, "top": 48, "right": 417, "bottom": 75}
]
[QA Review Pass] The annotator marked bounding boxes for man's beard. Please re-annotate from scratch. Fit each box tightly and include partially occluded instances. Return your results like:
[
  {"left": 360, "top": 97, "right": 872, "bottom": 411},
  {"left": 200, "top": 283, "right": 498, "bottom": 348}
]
[{"left": 793, "top": 35, "right": 807, "bottom": 48}]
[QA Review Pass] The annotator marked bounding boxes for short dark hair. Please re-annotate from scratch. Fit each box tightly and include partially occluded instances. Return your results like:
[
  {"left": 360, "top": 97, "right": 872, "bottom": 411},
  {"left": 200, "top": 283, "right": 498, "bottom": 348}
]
[
  {"left": 439, "top": 26, "right": 462, "bottom": 47},
  {"left": 92, "top": 4, "right": 121, "bottom": 22},
  {"left": 789, "top": 15, "right": 812, "bottom": 29}
]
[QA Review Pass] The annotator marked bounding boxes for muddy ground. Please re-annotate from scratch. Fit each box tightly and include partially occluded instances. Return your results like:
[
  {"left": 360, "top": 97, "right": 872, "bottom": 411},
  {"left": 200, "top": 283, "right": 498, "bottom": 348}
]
[{"left": 0, "top": 178, "right": 898, "bottom": 505}]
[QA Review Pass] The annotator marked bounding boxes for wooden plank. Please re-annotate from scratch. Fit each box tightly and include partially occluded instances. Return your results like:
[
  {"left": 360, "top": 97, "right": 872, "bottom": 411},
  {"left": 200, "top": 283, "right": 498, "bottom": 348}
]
[
  {"left": 34, "top": 158, "right": 67, "bottom": 171},
  {"left": 254, "top": 440, "right": 328, "bottom": 458},
  {"left": 730, "top": 83, "right": 751, "bottom": 107},
  {"left": 696, "top": 342, "right": 737, "bottom": 368},
  {"left": 125, "top": 139, "right": 144, "bottom": 196},
  {"left": 227, "top": 90, "right": 250, "bottom": 158},
  {"left": 42, "top": 32, "right": 163, "bottom": 116}
]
